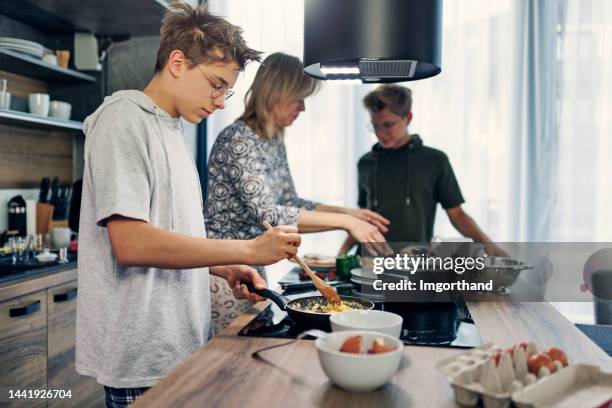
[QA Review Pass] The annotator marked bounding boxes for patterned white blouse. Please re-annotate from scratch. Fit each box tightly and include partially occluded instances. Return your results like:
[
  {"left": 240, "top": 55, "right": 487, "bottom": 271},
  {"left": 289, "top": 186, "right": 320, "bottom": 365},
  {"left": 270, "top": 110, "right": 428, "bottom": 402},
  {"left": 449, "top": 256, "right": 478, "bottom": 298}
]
[
  {"left": 205, "top": 119, "right": 316, "bottom": 240},
  {"left": 205, "top": 120, "right": 316, "bottom": 333}
]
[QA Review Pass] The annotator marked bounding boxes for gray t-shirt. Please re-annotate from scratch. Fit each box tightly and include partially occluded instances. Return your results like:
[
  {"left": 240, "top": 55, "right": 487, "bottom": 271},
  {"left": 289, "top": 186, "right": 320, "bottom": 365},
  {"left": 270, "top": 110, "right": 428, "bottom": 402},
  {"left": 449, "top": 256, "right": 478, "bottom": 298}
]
[{"left": 76, "top": 90, "right": 211, "bottom": 388}]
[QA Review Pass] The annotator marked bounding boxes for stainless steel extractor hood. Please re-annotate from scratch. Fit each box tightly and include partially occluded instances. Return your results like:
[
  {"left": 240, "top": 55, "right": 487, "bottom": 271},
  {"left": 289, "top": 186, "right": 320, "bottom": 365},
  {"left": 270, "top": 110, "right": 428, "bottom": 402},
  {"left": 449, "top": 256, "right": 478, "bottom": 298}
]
[{"left": 304, "top": 0, "right": 443, "bottom": 83}]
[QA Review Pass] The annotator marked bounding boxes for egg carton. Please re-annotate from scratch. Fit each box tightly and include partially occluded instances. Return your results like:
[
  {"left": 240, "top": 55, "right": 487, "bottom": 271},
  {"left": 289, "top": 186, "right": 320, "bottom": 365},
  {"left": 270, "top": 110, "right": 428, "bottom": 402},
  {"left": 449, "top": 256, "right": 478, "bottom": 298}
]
[
  {"left": 512, "top": 364, "right": 612, "bottom": 408},
  {"left": 436, "top": 343, "right": 565, "bottom": 408}
]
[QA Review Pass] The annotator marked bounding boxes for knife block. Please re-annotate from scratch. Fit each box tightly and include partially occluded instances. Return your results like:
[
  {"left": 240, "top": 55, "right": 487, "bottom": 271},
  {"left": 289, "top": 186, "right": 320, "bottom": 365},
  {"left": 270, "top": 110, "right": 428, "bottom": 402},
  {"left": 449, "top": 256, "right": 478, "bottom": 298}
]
[{"left": 36, "top": 203, "right": 69, "bottom": 234}]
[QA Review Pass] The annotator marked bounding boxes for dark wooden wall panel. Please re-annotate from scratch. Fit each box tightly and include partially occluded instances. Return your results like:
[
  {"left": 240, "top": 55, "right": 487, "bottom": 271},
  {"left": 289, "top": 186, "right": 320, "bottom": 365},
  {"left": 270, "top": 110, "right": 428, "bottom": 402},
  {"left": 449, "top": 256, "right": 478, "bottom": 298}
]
[{"left": 0, "top": 125, "right": 73, "bottom": 188}]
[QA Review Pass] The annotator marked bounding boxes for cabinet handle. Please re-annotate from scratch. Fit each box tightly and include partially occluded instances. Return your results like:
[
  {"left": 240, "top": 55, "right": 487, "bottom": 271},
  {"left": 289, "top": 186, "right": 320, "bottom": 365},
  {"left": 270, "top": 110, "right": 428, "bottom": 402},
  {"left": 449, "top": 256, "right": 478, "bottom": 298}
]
[
  {"left": 54, "top": 288, "right": 77, "bottom": 303},
  {"left": 9, "top": 300, "right": 41, "bottom": 318}
]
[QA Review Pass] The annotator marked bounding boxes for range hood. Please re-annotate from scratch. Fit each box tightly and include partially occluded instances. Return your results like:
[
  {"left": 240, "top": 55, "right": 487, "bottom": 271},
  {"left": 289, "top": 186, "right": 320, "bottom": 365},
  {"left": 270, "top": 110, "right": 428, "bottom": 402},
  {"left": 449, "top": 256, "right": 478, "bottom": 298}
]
[{"left": 304, "top": 0, "right": 442, "bottom": 83}]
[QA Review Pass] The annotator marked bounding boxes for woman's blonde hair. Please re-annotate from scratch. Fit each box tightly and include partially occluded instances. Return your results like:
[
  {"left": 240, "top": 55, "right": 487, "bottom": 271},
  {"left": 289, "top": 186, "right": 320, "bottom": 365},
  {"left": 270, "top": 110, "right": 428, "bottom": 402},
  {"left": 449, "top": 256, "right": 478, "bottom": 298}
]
[{"left": 240, "top": 52, "right": 319, "bottom": 140}]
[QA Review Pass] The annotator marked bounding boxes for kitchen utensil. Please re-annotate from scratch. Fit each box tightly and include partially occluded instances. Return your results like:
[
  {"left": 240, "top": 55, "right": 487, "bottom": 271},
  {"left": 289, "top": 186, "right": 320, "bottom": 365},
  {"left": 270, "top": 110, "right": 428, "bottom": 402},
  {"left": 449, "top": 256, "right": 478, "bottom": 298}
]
[
  {"left": 49, "top": 177, "right": 60, "bottom": 218},
  {"left": 288, "top": 254, "right": 336, "bottom": 268},
  {"left": 9, "top": 236, "right": 27, "bottom": 262},
  {"left": 55, "top": 50, "right": 70, "bottom": 68},
  {"left": 54, "top": 184, "right": 70, "bottom": 220},
  {"left": 0, "top": 37, "right": 44, "bottom": 58},
  {"left": 28, "top": 93, "right": 49, "bottom": 116},
  {"left": 49, "top": 100, "right": 71, "bottom": 120},
  {"left": 466, "top": 257, "right": 534, "bottom": 292},
  {"left": 330, "top": 310, "right": 403, "bottom": 338},
  {"left": 315, "top": 330, "right": 403, "bottom": 392},
  {"left": 262, "top": 220, "right": 341, "bottom": 304},
  {"left": 7, "top": 195, "right": 27, "bottom": 236},
  {"left": 280, "top": 280, "right": 345, "bottom": 292},
  {"left": 0, "top": 78, "right": 10, "bottom": 109},
  {"left": 38, "top": 177, "right": 50, "bottom": 203},
  {"left": 58, "top": 247, "right": 68, "bottom": 263},
  {"left": 25, "top": 199, "right": 37, "bottom": 236},
  {"left": 68, "top": 180, "right": 82, "bottom": 232},
  {"left": 35, "top": 204, "right": 53, "bottom": 235},
  {"left": 244, "top": 283, "right": 374, "bottom": 330}
]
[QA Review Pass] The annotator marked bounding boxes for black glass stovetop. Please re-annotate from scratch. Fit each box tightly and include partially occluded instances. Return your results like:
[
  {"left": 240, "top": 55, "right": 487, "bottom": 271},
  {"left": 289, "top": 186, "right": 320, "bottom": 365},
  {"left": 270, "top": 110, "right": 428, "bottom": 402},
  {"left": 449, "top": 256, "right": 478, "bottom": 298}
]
[{"left": 238, "top": 286, "right": 483, "bottom": 349}]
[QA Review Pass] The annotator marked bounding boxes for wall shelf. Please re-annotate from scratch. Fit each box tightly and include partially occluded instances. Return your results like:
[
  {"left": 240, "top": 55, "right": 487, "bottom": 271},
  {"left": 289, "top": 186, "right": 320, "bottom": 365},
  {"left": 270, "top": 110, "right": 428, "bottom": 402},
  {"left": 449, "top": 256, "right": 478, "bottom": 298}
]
[
  {"left": 0, "top": 108, "right": 83, "bottom": 131},
  {"left": 0, "top": 48, "right": 96, "bottom": 83},
  {"left": 0, "top": 0, "right": 169, "bottom": 36}
]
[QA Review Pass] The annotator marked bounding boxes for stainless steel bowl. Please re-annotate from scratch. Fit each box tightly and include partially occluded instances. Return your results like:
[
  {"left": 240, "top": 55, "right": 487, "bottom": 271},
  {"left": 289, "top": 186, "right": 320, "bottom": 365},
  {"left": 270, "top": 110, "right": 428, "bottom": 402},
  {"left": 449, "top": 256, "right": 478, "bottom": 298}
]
[{"left": 467, "top": 256, "right": 534, "bottom": 292}]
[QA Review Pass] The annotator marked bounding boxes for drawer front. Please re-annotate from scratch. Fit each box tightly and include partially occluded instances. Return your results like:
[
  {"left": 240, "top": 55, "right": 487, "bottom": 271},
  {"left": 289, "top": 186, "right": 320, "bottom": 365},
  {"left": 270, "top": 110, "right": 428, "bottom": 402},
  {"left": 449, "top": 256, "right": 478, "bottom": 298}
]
[
  {"left": 47, "top": 282, "right": 104, "bottom": 407},
  {"left": 0, "top": 290, "right": 47, "bottom": 408}
]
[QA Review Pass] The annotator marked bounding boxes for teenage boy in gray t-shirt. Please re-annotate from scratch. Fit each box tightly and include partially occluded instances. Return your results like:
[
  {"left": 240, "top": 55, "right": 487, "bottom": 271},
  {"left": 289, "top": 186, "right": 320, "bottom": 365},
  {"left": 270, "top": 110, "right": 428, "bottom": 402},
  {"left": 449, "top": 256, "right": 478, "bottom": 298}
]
[{"left": 76, "top": 4, "right": 301, "bottom": 406}]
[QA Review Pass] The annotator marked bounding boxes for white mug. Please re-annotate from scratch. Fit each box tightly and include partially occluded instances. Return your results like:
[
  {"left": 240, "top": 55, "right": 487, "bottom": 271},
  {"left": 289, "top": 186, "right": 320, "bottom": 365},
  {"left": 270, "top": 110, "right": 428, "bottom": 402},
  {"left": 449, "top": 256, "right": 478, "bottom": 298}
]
[
  {"left": 28, "top": 93, "right": 50, "bottom": 117},
  {"left": 51, "top": 227, "right": 75, "bottom": 249}
]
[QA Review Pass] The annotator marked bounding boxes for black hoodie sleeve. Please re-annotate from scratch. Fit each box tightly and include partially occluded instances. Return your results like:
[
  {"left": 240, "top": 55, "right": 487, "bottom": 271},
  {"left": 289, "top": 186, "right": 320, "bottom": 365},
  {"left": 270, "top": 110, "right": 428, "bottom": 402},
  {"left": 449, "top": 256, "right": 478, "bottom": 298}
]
[{"left": 434, "top": 155, "right": 465, "bottom": 209}]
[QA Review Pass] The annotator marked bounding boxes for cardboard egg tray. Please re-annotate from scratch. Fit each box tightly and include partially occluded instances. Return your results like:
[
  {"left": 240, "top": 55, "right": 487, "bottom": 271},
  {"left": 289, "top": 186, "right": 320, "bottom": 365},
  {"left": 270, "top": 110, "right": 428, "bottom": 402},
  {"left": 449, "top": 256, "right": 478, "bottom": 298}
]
[{"left": 436, "top": 343, "right": 557, "bottom": 408}]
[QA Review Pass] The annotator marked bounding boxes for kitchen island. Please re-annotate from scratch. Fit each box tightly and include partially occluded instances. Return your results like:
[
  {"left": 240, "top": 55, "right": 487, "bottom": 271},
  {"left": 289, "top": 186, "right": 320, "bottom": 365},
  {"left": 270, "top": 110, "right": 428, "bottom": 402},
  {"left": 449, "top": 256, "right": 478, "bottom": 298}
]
[{"left": 133, "top": 297, "right": 611, "bottom": 407}]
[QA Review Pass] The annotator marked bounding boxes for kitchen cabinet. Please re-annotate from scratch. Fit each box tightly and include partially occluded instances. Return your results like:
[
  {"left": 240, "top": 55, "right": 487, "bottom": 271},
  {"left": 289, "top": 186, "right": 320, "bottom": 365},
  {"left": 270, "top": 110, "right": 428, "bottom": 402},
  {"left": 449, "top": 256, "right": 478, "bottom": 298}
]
[
  {"left": 47, "top": 282, "right": 103, "bottom": 407},
  {"left": 0, "top": 290, "right": 47, "bottom": 408},
  {"left": 0, "top": 269, "right": 104, "bottom": 407}
]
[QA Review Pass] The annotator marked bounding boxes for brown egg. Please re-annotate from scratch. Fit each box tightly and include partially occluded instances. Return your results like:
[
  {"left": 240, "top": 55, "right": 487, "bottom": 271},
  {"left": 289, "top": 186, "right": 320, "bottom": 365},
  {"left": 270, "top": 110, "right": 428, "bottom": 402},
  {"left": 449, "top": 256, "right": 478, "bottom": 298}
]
[
  {"left": 340, "top": 335, "right": 362, "bottom": 354},
  {"left": 527, "top": 353, "right": 556, "bottom": 375},
  {"left": 544, "top": 347, "right": 568, "bottom": 367}
]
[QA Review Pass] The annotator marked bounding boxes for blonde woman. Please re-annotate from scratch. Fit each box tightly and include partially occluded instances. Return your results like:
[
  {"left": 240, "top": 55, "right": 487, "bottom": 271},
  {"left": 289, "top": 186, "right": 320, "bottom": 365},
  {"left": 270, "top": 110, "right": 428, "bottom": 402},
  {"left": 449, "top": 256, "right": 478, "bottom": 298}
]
[{"left": 205, "top": 52, "right": 389, "bottom": 331}]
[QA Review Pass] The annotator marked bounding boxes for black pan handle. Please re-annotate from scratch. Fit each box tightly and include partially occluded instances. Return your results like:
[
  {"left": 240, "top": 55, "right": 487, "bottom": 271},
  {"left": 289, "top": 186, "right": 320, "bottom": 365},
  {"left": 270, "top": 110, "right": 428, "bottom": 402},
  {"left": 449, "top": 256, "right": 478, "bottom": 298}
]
[
  {"left": 54, "top": 288, "right": 77, "bottom": 303},
  {"left": 9, "top": 300, "right": 41, "bottom": 318},
  {"left": 242, "top": 282, "right": 289, "bottom": 310}
]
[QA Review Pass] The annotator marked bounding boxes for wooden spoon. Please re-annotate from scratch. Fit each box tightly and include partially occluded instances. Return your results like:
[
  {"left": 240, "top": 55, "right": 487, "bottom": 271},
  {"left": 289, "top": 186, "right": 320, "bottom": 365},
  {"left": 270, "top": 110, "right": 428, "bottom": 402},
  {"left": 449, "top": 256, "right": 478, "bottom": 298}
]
[{"left": 261, "top": 221, "right": 342, "bottom": 305}]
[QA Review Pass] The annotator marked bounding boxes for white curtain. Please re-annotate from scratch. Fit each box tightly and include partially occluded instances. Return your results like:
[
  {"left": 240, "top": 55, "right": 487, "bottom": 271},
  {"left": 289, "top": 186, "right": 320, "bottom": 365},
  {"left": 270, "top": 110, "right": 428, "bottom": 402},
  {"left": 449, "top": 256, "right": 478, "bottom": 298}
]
[
  {"left": 551, "top": 0, "right": 612, "bottom": 242},
  {"left": 549, "top": 0, "right": 612, "bottom": 323}
]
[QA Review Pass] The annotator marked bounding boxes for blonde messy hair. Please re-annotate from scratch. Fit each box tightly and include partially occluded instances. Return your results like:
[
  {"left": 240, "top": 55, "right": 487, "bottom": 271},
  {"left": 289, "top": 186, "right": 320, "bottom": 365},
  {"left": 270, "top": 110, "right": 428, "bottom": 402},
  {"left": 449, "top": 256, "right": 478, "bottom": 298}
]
[
  {"left": 240, "top": 52, "right": 319, "bottom": 140},
  {"left": 155, "top": 2, "right": 262, "bottom": 72}
]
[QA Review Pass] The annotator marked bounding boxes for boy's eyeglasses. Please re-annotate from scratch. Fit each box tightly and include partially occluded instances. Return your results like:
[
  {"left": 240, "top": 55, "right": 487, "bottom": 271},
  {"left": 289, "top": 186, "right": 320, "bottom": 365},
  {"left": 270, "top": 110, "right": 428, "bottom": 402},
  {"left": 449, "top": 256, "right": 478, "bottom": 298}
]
[
  {"left": 368, "top": 119, "right": 402, "bottom": 132},
  {"left": 195, "top": 65, "right": 235, "bottom": 100}
]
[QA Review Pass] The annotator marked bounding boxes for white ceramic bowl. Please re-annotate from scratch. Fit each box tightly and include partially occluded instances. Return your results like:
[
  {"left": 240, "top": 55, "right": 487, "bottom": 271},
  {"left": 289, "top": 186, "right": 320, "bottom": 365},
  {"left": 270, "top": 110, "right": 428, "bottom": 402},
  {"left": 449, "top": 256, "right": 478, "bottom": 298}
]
[
  {"left": 330, "top": 310, "right": 403, "bottom": 338},
  {"left": 49, "top": 100, "right": 71, "bottom": 120},
  {"left": 315, "top": 330, "right": 403, "bottom": 392}
]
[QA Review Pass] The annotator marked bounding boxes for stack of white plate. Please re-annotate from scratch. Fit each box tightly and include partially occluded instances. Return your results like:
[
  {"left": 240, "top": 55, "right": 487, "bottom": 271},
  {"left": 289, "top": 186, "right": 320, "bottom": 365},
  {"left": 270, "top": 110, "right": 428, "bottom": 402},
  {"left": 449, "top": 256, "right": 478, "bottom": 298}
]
[
  {"left": 350, "top": 267, "right": 379, "bottom": 286},
  {"left": 0, "top": 37, "right": 44, "bottom": 58}
]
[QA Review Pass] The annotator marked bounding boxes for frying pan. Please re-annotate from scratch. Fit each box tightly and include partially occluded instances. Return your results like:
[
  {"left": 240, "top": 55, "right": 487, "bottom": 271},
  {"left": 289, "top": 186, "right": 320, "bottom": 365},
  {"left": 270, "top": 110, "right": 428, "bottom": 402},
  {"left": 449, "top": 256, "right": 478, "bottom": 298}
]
[{"left": 245, "top": 283, "right": 374, "bottom": 331}]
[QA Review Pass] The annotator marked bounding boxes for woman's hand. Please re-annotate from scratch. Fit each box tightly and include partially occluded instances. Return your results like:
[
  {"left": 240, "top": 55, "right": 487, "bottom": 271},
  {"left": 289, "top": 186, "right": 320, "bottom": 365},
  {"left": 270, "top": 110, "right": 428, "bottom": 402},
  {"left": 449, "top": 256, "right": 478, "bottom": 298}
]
[
  {"left": 344, "top": 208, "right": 390, "bottom": 233},
  {"left": 249, "top": 225, "right": 301, "bottom": 265},
  {"left": 210, "top": 265, "right": 267, "bottom": 302},
  {"left": 344, "top": 216, "right": 392, "bottom": 256}
]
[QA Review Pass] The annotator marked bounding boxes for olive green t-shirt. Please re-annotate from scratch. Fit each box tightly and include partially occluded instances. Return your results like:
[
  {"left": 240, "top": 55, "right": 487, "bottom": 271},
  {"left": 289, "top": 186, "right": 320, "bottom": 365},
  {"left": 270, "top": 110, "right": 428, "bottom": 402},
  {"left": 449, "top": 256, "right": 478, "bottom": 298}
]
[{"left": 357, "top": 135, "right": 464, "bottom": 243}]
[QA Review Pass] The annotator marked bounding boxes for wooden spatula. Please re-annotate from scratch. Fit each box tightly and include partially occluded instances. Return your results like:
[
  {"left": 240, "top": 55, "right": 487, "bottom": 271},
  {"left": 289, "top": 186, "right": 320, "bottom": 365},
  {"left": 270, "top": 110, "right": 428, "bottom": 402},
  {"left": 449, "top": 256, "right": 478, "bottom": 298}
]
[{"left": 262, "top": 221, "right": 342, "bottom": 305}]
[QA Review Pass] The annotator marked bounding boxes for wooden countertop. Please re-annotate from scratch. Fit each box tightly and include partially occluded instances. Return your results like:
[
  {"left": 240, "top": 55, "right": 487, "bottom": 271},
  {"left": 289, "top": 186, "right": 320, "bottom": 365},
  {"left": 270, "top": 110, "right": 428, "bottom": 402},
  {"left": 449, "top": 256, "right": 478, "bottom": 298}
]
[{"left": 133, "top": 299, "right": 611, "bottom": 408}]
